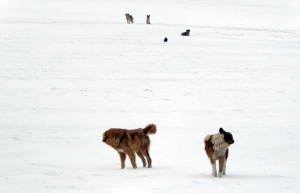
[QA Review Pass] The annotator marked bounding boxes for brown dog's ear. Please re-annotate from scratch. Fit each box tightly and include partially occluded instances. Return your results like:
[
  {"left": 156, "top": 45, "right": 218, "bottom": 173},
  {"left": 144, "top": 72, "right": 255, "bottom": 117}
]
[{"left": 219, "top": 127, "right": 225, "bottom": 133}]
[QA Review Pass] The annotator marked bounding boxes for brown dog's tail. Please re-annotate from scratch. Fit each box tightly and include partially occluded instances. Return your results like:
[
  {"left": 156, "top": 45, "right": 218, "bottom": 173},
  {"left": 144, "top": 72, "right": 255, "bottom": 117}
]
[{"left": 143, "top": 124, "right": 157, "bottom": 135}]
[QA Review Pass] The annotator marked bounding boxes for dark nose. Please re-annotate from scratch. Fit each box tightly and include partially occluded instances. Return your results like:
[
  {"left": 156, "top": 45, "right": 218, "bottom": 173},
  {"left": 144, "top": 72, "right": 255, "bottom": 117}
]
[{"left": 232, "top": 140, "right": 234, "bottom": 144}]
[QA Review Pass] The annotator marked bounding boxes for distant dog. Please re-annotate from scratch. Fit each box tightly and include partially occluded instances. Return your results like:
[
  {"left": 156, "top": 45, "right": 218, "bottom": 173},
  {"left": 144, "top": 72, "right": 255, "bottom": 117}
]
[
  {"left": 181, "top": 29, "right": 190, "bottom": 36},
  {"left": 103, "top": 124, "right": 157, "bottom": 169},
  {"left": 125, "top": 13, "right": 134, "bottom": 24},
  {"left": 204, "top": 128, "right": 234, "bottom": 178},
  {"left": 146, "top": 15, "right": 150, "bottom": 24}
]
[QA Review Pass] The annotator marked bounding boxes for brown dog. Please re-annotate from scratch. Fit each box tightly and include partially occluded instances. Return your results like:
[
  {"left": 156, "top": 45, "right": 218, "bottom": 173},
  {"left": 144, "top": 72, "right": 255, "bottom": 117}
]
[
  {"left": 204, "top": 128, "right": 234, "bottom": 178},
  {"left": 103, "top": 124, "right": 157, "bottom": 169}
]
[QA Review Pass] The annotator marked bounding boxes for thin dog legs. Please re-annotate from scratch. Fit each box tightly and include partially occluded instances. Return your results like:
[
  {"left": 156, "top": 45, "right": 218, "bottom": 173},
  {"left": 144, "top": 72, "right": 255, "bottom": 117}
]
[
  {"left": 218, "top": 156, "right": 225, "bottom": 178},
  {"left": 210, "top": 158, "right": 217, "bottom": 177},
  {"left": 127, "top": 152, "right": 137, "bottom": 169},
  {"left": 118, "top": 152, "right": 126, "bottom": 169},
  {"left": 141, "top": 149, "right": 152, "bottom": 168},
  {"left": 136, "top": 150, "right": 146, "bottom": 167}
]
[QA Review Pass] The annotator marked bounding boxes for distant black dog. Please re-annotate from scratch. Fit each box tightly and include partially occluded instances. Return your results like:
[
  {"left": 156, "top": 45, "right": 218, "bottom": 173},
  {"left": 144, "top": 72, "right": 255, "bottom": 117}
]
[
  {"left": 164, "top": 37, "right": 168, "bottom": 42},
  {"left": 181, "top": 29, "right": 190, "bottom": 36}
]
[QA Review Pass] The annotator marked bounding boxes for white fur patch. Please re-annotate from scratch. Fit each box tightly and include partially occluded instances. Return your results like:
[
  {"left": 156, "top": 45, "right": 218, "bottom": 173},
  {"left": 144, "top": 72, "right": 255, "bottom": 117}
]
[
  {"left": 212, "top": 163, "right": 217, "bottom": 177},
  {"left": 210, "top": 133, "right": 230, "bottom": 159},
  {"left": 218, "top": 171, "right": 223, "bottom": 178},
  {"left": 204, "top": 135, "right": 210, "bottom": 142},
  {"left": 222, "top": 164, "right": 226, "bottom": 175},
  {"left": 211, "top": 133, "right": 225, "bottom": 145},
  {"left": 117, "top": 149, "right": 124, "bottom": 153}
]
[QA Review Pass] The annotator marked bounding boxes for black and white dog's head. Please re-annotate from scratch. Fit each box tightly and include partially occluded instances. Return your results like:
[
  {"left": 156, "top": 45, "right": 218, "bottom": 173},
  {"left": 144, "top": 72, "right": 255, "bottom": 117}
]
[{"left": 219, "top": 128, "right": 234, "bottom": 144}]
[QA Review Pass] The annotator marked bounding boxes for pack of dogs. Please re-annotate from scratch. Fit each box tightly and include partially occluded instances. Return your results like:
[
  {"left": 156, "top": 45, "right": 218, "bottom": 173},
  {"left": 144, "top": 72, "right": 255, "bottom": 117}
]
[
  {"left": 125, "top": 13, "right": 191, "bottom": 37},
  {"left": 103, "top": 124, "right": 234, "bottom": 178},
  {"left": 104, "top": 13, "right": 233, "bottom": 178}
]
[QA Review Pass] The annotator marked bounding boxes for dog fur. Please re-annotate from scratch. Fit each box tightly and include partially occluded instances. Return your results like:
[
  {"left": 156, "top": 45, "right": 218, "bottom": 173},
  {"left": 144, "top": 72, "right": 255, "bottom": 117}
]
[
  {"left": 103, "top": 124, "right": 157, "bottom": 169},
  {"left": 146, "top": 15, "right": 151, "bottom": 24},
  {"left": 204, "top": 128, "right": 234, "bottom": 178},
  {"left": 125, "top": 13, "right": 134, "bottom": 24},
  {"left": 181, "top": 29, "right": 190, "bottom": 36}
]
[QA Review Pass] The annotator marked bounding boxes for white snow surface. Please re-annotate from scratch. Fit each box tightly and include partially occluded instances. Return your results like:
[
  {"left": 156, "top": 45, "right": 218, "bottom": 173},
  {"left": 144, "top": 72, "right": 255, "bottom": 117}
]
[{"left": 1, "top": 0, "right": 300, "bottom": 192}]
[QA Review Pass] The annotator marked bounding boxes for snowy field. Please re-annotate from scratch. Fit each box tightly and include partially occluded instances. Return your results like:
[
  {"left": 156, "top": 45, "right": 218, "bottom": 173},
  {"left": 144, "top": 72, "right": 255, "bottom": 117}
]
[{"left": 1, "top": 0, "right": 300, "bottom": 192}]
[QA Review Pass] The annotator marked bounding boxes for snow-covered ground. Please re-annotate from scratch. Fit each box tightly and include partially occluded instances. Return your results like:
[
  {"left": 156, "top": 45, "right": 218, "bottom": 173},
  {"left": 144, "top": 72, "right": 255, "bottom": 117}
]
[{"left": 1, "top": 0, "right": 300, "bottom": 192}]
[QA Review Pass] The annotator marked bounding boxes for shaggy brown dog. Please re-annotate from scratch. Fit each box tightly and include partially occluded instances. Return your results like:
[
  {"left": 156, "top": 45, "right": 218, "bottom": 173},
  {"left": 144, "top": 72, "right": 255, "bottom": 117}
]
[
  {"left": 103, "top": 124, "right": 157, "bottom": 169},
  {"left": 204, "top": 128, "right": 234, "bottom": 178}
]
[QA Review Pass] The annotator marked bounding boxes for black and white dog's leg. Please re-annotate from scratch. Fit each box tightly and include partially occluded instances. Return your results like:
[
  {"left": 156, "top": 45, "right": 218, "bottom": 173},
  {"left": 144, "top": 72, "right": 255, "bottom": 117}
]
[
  {"left": 218, "top": 156, "right": 225, "bottom": 178},
  {"left": 222, "top": 158, "right": 227, "bottom": 175},
  {"left": 210, "top": 158, "right": 217, "bottom": 177}
]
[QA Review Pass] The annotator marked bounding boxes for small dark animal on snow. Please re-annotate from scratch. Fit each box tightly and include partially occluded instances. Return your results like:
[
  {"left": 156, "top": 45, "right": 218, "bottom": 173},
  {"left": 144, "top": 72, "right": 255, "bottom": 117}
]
[
  {"left": 164, "top": 37, "right": 168, "bottom": 42},
  {"left": 181, "top": 29, "right": 190, "bottom": 36},
  {"left": 204, "top": 128, "right": 234, "bottom": 178}
]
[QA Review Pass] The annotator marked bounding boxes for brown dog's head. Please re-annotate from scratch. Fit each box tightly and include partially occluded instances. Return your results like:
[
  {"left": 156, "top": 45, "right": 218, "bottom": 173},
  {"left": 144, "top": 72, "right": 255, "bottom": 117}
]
[{"left": 219, "top": 128, "right": 234, "bottom": 145}]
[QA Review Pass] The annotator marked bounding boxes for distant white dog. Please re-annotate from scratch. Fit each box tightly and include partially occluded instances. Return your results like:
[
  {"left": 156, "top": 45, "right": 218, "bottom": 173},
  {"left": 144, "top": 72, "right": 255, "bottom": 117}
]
[{"left": 146, "top": 15, "right": 150, "bottom": 24}]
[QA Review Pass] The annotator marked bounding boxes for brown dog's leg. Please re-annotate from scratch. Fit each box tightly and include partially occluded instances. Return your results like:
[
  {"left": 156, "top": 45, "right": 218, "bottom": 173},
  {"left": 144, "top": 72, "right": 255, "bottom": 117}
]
[
  {"left": 218, "top": 156, "right": 225, "bottom": 178},
  {"left": 118, "top": 152, "right": 126, "bottom": 169},
  {"left": 127, "top": 152, "right": 137, "bottom": 169},
  {"left": 136, "top": 150, "right": 146, "bottom": 167},
  {"left": 141, "top": 149, "right": 152, "bottom": 168},
  {"left": 223, "top": 158, "right": 227, "bottom": 175}
]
